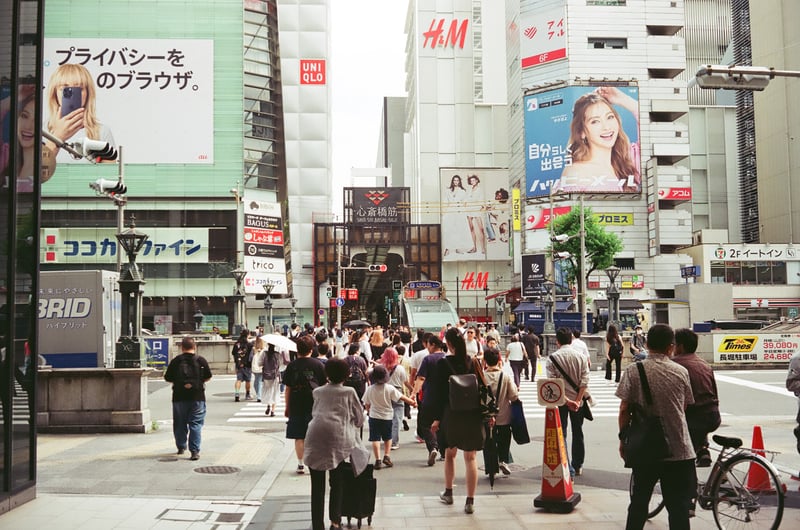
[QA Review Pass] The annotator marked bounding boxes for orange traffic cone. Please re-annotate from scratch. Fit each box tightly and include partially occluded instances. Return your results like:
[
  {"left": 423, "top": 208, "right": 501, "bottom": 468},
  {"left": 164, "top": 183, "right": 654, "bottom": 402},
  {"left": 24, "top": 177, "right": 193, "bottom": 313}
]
[
  {"left": 747, "top": 425, "right": 773, "bottom": 492},
  {"left": 534, "top": 408, "right": 581, "bottom": 513}
]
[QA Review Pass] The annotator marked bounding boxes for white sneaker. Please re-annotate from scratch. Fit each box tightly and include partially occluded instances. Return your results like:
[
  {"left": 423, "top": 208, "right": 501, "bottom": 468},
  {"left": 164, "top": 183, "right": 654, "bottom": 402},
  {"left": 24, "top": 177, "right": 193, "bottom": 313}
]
[
  {"left": 427, "top": 449, "right": 438, "bottom": 467},
  {"left": 499, "top": 461, "right": 511, "bottom": 475}
]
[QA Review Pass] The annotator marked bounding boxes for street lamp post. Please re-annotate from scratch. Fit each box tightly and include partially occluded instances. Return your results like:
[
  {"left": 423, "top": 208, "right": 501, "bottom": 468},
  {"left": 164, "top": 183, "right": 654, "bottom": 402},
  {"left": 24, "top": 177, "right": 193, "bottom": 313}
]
[
  {"left": 484, "top": 285, "right": 489, "bottom": 323},
  {"left": 605, "top": 265, "right": 621, "bottom": 330},
  {"left": 693, "top": 64, "right": 800, "bottom": 91},
  {"left": 551, "top": 195, "right": 588, "bottom": 333},
  {"left": 231, "top": 268, "right": 247, "bottom": 336},
  {"left": 290, "top": 297, "right": 298, "bottom": 325},
  {"left": 263, "top": 282, "right": 274, "bottom": 334},
  {"left": 542, "top": 279, "right": 555, "bottom": 334},
  {"left": 114, "top": 216, "right": 149, "bottom": 368}
]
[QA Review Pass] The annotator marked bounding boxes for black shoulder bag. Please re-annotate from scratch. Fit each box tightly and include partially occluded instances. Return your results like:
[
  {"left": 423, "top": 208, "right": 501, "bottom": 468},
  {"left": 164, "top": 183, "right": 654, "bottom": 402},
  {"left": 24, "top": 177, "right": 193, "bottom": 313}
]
[
  {"left": 550, "top": 355, "right": 593, "bottom": 421},
  {"left": 621, "top": 362, "right": 672, "bottom": 468}
]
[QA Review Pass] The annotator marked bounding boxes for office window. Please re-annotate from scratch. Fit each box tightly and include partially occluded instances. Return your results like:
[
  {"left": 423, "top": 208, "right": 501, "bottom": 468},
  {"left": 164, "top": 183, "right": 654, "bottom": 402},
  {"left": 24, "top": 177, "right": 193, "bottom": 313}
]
[{"left": 588, "top": 37, "right": 628, "bottom": 49}]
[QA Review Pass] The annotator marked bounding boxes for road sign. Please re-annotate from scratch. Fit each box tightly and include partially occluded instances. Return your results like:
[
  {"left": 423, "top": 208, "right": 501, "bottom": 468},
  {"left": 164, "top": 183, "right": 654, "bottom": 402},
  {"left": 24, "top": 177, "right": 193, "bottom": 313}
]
[
  {"left": 537, "top": 378, "right": 566, "bottom": 407},
  {"left": 335, "top": 297, "right": 345, "bottom": 307},
  {"left": 407, "top": 281, "right": 441, "bottom": 290},
  {"left": 392, "top": 280, "right": 402, "bottom": 291}
]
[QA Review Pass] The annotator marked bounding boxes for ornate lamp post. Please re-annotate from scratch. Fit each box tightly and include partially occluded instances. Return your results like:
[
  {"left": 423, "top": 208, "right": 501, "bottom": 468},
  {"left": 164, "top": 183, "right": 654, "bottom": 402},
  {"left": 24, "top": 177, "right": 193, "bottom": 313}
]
[
  {"left": 542, "top": 279, "right": 555, "bottom": 334},
  {"left": 605, "top": 265, "right": 621, "bottom": 330},
  {"left": 231, "top": 267, "right": 247, "bottom": 336},
  {"left": 115, "top": 216, "right": 149, "bottom": 368},
  {"left": 263, "top": 282, "right": 274, "bottom": 334},
  {"left": 289, "top": 297, "right": 298, "bottom": 325}
]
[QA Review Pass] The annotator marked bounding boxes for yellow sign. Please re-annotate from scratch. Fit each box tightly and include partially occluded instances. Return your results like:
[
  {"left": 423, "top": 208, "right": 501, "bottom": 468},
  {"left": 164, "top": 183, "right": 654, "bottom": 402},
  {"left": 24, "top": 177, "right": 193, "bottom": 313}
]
[
  {"left": 512, "top": 188, "right": 521, "bottom": 231},
  {"left": 595, "top": 212, "right": 633, "bottom": 225},
  {"left": 717, "top": 336, "right": 758, "bottom": 353}
]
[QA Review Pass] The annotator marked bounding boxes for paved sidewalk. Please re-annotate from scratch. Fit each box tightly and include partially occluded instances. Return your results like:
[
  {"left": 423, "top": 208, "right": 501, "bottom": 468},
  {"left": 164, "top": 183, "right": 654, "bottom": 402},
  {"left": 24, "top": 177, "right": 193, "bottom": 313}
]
[
  {"left": 0, "top": 373, "right": 798, "bottom": 529},
  {"left": 3, "top": 420, "right": 790, "bottom": 529}
]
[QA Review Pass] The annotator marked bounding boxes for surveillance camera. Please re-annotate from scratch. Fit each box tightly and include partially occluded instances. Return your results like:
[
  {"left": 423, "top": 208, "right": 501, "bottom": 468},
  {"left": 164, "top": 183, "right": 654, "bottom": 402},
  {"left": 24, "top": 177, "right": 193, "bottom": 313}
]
[
  {"left": 555, "top": 251, "right": 572, "bottom": 259},
  {"left": 551, "top": 234, "right": 570, "bottom": 243}
]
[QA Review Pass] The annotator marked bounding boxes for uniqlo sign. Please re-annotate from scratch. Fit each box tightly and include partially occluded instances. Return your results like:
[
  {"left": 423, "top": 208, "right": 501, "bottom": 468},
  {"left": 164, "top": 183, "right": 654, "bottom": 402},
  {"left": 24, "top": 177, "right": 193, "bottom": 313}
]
[{"left": 300, "top": 59, "right": 326, "bottom": 85}]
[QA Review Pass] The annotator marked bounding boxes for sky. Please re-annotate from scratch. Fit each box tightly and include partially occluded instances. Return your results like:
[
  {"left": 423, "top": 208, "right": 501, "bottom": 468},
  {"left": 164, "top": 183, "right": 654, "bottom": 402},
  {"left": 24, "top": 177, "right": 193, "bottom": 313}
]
[{"left": 329, "top": 1, "right": 408, "bottom": 204}]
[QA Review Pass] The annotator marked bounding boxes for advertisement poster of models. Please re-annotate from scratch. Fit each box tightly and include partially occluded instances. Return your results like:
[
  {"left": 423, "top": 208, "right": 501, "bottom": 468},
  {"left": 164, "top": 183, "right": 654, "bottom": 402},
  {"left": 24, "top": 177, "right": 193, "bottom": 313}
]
[
  {"left": 440, "top": 168, "right": 511, "bottom": 262},
  {"left": 524, "top": 84, "right": 641, "bottom": 198}
]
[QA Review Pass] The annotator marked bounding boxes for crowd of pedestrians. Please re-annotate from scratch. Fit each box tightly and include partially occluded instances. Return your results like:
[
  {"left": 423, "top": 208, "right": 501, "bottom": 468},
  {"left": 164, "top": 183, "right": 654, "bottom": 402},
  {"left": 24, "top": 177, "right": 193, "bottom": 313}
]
[{"left": 163, "top": 319, "right": 759, "bottom": 530}]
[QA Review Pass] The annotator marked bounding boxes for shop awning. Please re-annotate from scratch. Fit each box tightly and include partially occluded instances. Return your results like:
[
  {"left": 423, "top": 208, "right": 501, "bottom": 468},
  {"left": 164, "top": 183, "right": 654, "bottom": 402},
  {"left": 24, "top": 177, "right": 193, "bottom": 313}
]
[{"left": 485, "top": 287, "right": 520, "bottom": 301}]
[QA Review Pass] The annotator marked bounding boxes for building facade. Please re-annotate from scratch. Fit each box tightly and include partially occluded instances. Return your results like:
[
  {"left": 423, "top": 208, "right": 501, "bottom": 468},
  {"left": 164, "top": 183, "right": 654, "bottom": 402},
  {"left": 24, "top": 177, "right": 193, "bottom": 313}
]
[
  {"left": 403, "top": 0, "right": 514, "bottom": 322},
  {"left": 506, "top": 0, "right": 695, "bottom": 326},
  {"left": 39, "top": 0, "right": 332, "bottom": 338}
]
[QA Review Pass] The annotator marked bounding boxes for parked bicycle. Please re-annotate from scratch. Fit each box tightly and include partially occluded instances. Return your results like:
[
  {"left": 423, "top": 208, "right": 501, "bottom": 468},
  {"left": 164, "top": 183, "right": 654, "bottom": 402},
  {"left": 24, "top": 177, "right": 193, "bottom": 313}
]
[{"left": 629, "top": 434, "right": 785, "bottom": 529}]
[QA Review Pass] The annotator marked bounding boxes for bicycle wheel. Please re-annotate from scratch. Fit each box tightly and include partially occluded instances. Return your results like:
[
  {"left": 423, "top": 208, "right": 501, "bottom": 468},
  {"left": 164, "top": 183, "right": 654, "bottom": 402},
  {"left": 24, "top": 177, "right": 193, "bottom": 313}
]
[
  {"left": 711, "top": 454, "right": 784, "bottom": 530},
  {"left": 629, "top": 473, "right": 665, "bottom": 519}
]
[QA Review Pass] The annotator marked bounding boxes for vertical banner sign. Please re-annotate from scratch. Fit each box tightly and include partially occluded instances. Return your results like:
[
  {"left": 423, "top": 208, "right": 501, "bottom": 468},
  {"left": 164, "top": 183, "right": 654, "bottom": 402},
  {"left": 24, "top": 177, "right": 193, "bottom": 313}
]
[
  {"left": 520, "top": 6, "right": 567, "bottom": 68},
  {"left": 242, "top": 190, "right": 288, "bottom": 295},
  {"left": 512, "top": 187, "right": 521, "bottom": 231},
  {"left": 521, "top": 254, "right": 547, "bottom": 297}
]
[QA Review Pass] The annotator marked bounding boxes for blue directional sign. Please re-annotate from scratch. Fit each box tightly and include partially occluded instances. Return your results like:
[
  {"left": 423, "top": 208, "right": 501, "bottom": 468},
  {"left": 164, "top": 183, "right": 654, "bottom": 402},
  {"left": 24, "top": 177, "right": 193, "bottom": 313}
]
[
  {"left": 335, "top": 297, "right": 345, "bottom": 307},
  {"left": 408, "top": 281, "right": 442, "bottom": 290}
]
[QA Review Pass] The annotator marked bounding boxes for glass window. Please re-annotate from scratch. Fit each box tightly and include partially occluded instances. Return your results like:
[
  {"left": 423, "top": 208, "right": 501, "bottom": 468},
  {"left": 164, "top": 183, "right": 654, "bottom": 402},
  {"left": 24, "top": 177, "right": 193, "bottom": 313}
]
[
  {"left": 756, "top": 261, "right": 772, "bottom": 285},
  {"left": 710, "top": 262, "right": 726, "bottom": 283},
  {"left": 725, "top": 265, "right": 741, "bottom": 284},
  {"left": 771, "top": 262, "right": 787, "bottom": 284},
  {"left": 740, "top": 261, "right": 757, "bottom": 284}
]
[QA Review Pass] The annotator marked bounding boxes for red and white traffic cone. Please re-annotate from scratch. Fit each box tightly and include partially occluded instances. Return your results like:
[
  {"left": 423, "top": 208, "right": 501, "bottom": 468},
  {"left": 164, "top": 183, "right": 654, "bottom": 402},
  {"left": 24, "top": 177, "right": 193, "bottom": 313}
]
[
  {"left": 534, "top": 407, "right": 581, "bottom": 513},
  {"left": 747, "top": 425, "right": 774, "bottom": 493}
]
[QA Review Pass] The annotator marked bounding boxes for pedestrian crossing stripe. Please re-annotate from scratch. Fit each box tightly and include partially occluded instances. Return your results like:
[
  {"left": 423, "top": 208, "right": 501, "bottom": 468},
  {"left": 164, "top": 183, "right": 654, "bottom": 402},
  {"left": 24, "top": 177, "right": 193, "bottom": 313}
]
[{"left": 226, "top": 373, "right": 624, "bottom": 423}]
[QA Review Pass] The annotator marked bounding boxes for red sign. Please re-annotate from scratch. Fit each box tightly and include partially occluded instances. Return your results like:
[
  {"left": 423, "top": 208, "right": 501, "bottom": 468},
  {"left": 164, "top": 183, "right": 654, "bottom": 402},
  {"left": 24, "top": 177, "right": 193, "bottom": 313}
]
[
  {"left": 346, "top": 288, "right": 358, "bottom": 301},
  {"left": 422, "top": 19, "right": 468, "bottom": 49},
  {"left": 527, "top": 206, "right": 571, "bottom": 230},
  {"left": 657, "top": 188, "right": 692, "bottom": 200},
  {"left": 243, "top": 227, "right": 283, "bottom": 245},
  {"left": 460, "top": 272, "right": 488, "bottom": 290},
  {"left": 299, "top": 59, "right": 326, "bottom": 85},
  {"left": 588, "top": 281, "right": 600, "bottom": 289}
]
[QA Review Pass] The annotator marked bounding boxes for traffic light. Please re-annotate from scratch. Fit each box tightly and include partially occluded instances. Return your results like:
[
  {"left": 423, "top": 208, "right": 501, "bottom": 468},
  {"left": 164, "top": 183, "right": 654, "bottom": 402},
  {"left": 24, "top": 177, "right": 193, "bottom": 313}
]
[
  {"left": 89, "top": 178, "right": 127, "bottom": 196},
  {"left": 80, "top": 138, "right": 118, "bottom": 162},
  {"left": 325, "top": 286, "right": 333, "bottom": 298},
  {"left": 368, "top": 264, "right": 387, "bottom": 272}
]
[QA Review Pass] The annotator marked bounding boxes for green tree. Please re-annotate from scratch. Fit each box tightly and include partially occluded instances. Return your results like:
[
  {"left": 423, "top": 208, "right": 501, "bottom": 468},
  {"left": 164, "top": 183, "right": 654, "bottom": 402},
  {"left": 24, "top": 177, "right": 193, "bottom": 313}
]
[{"left": 549, "top": 205, "right": 623, "bottom": 314}]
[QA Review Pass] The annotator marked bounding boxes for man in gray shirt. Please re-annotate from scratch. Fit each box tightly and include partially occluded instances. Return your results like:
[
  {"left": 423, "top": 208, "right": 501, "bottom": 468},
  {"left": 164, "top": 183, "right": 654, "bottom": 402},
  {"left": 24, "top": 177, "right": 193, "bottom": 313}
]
[
  {"left": 616, "top": 324, "right": 695, "bottom": 529},
  {"left": 546, "top": 327, "right": 590, "bottom": 477}
]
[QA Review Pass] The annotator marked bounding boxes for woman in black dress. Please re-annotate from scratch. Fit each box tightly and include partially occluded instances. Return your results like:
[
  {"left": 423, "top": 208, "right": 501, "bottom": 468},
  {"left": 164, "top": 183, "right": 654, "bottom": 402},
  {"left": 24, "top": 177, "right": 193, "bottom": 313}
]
[
  {"left": 605, "top": 324, "right": 623, "bottom": 382},
  {"left": 430, "top": 327, "right": 485, "bottom": 514}
]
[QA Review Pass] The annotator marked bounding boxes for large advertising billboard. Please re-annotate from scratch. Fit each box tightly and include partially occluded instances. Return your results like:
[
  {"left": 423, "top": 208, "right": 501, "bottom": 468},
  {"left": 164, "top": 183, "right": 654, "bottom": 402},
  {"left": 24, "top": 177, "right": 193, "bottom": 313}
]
[
  {"left": 713, "top": 333, "right": 800, "bottom": 363},
  {"left": 42, "top": 38, "right": 214, "bottom": 165},
  {"left": 524, "top": 85, "right": 641, "bottom": 198},
  {"left": 439, "top": 168, "right": 510, "bottom": 262}
]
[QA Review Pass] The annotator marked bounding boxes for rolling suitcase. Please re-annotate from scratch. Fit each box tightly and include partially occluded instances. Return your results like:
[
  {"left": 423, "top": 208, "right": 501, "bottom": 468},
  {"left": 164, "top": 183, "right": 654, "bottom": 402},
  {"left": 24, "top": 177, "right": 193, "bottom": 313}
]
[{"left": 338, "top": 461, "right": 376, "bottom": 529}]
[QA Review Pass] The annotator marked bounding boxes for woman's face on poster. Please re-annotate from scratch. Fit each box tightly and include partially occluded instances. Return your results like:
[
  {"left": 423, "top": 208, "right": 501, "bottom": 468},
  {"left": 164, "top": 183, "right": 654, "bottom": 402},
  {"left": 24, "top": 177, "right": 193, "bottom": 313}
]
[
  {"left": 18, "top": 100, "right": 36, "bottom": 149},
  {"left": 451, "top": 175, "right": 462, "bottom": 187},
  {"left": 581, "top": 101, "right": 619, "bottom": 151}
]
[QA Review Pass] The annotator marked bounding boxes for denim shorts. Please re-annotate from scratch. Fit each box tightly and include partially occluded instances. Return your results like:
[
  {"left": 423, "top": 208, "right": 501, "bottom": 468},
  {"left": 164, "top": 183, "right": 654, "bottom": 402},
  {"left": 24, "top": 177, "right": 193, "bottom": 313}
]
[
  {"left": 236, "top": 368, "right": 252, "bottom": 382},
  {"left": 368, "top": 417, "right": 393, "bottom": 442}
]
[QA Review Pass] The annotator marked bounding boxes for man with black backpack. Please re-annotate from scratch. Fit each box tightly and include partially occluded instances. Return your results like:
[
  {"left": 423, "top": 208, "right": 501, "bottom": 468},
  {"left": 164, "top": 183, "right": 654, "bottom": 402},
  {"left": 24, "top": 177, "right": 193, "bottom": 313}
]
[
  {"left": 164, "top": 336, "right": 212, "bottom": 461},
  {"left": 231, "top": 329, "right": 254, "bottom": 402}
]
